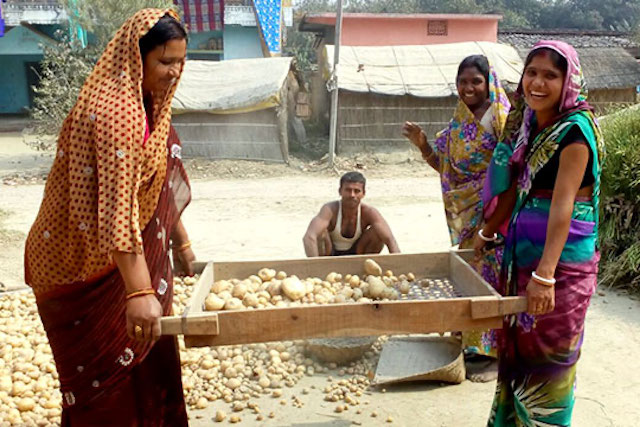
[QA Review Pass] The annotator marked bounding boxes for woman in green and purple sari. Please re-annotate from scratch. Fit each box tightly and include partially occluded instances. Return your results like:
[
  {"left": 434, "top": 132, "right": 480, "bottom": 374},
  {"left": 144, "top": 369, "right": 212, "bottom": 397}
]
[{"left": 475, "top": 41, "right": 604, "bottom": 426}]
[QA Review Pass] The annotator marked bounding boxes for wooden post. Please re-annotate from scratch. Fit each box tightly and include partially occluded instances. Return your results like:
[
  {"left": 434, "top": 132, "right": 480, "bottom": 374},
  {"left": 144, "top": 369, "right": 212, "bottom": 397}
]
[{"left": 328, "top": 0, "right": 344, "bottom": 167}]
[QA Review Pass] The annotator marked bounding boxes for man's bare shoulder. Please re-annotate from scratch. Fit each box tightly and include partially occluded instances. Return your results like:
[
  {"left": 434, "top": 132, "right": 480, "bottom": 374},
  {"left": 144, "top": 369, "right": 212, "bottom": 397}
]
[
  {"left": 315, "top": 201, "right": 339, "bottom": 222},
  {"left": 321, "top": 201, "right": 340, "bottom": 214},
  {"left": 360, "top": 202, "right": 381, "bottom": 215},
  {"left": 360, "top": 203, "right": 382, "bottom": 224}
]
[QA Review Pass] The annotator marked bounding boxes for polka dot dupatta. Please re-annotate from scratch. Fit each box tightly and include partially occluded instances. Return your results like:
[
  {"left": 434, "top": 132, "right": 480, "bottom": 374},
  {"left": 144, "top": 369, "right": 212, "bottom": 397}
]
[
  {"left": 24, "top": 10, "right": 191, "bottom": 422},
  {"left": 25, "top": 9, "right": 183, "bottom": 296}
]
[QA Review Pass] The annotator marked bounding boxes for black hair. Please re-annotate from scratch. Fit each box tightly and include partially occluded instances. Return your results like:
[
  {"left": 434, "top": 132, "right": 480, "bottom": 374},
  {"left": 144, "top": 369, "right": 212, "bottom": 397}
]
[
  {"left": 524, "top": 47, "right": 568, "bottom": 76},
  {"left": 340, "top": 171, "right": 366, "bottom": 189},
  {"left": 456, "top": 54, "right": 490, "bottom": 85},
  {"left": 139, "top": 14, "right": 188, "bottom": 62}
]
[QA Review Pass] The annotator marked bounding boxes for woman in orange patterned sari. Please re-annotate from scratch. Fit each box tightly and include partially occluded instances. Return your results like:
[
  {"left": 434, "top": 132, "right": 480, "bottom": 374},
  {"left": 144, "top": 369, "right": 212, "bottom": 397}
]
[{"left": 25, "top": 9, "right": 193, "bottom": 426}]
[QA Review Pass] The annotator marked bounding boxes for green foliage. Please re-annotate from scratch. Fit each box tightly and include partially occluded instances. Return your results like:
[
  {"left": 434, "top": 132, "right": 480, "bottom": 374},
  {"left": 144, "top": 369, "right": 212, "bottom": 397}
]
[
  {"left": 289, "top": 0, "right": 640, "bottom": 31},
  {"left": 284, "top": 10, "right": 322, "bottom": 73},
  {"left": 569, "top": 0, "right": 640, "bottom": 31},
  {"left": 28, "top": 33, "right": 98, "bottom": 151},
  {"left": 599, "top": 107, "right": 640, "bottom": 290},
  {"left": 27, "top": 0, "right": 175, "bottom": 151},
  {"left": 344, "top": 0, "right": 423, "bottom": 13},
  {"left": 68, "top": 0, "right": 176, "bottom": 50}
]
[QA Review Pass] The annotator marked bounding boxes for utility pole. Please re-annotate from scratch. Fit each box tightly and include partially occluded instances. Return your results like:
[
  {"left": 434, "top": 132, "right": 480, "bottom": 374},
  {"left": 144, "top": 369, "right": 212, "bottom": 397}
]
[{"left": 328, "top": 0, "right": 344, "bottom": 168}]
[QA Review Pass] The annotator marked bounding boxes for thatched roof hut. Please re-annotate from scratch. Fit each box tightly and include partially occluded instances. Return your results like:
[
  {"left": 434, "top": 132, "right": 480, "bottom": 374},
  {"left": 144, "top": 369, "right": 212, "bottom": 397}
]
[
  {"left": 319, "top": 41, "right": 523, "bottom": 154},
  {"left": 499, "top": 30, "right": 640, "bottom": 113},
  {"left": 171, "top": 57, "right": 305, "bottom": 162}
]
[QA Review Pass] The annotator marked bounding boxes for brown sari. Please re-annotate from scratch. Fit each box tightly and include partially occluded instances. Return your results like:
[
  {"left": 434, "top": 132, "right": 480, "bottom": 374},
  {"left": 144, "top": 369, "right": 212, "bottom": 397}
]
[{"left": 36, "top": 127, "right": 190, "bottom": 426}]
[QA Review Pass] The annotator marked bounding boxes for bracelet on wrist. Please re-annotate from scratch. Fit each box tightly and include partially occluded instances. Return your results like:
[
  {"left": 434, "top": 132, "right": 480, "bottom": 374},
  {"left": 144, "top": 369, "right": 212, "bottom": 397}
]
[
  {"left": 478, "top": 229, "right": 497, "bottom": 242},
  {"left": 171, "top": 240, "right": 192, "bottom": 252},
  {"left": 531, "top": 271, "right": 556, "bottom": 287},
  {"left": 125, "top": 287, "right": 156, "bottom": 300}
]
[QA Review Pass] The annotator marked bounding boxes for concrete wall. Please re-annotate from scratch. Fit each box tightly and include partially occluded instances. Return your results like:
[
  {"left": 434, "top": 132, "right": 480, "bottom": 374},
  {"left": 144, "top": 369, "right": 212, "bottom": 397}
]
[
  {"left": 0, "top": 55, "right": 42, "bottom": 114},
  {"left": 223, "top": 25, "right": 264, "bottom": 60},
  {"left": 312, "top": 16, "right": 499, "bottom": 46}
]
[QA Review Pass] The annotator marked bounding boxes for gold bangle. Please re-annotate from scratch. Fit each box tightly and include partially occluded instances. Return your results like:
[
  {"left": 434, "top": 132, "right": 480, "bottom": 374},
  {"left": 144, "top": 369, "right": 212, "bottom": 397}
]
[
  {"left": 126, "top": 288, "right": 155, "bottom": 300},
  {"left": 172, "top": 240, "right": 191, "bottom": 252}
]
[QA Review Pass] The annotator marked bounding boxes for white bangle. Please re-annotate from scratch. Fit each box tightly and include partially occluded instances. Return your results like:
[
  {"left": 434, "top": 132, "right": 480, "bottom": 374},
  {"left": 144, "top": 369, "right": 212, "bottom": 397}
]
[
  {"left": 478, "top": 229, "right": 497, "bottom": 242},
  {"left": 531, "top": 271, "right": 556, "bottom": 286}
]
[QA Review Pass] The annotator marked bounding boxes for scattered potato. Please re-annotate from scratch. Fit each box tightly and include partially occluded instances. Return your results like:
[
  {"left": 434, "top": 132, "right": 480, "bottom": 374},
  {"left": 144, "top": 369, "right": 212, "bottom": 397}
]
[
  {"left": 242, "top": 293, "right": 259, "bottom": 308},
  {"left": 366, "top": 276, "right": 386, "bottom": 299},
  {"left": 231, "top": 283, "right": 248, "bottom": 299},
  {"left": 224, "top": 298, "right": 244, "bottom": 311},
  {"left": 326, "top": 272, "right": 339, "bottom": 283},
  {"left": 226, "top": 378, "right": 242, "bottom": 390},
  {"left": 381, "top": 286, "right": 394, "bottom": 300},
  {"left": 363, "top": 259, "right": 382, "bottom": 276},
  {"left": 349, "top": 275, "right": 361, "bottom": 287},
  {"left": 204, "top": 294, "right": 225, "bottom": 311},
  {"left": 258, "top": 268, "right": 276, "bottom": 282},
  {"left": 267, "top": 281, "right": 282, "bottom": 297},
  {"left": 282, "top": 276, "right": 306, "bottom": 301},
  {"left": 195, "top": 397, "right": 207, "bottom": 409},
  {"left": 16, "top": 397, "right": 36, "bottom": 412},
  {"left": 214, "top": 410, "right": 226, "bottom": 422},
  {"left": 398, "top": 280, "right": 411, "bottom": 295},
  {"left": 212, "top": 280, "right": 231, "bottom": 293}
]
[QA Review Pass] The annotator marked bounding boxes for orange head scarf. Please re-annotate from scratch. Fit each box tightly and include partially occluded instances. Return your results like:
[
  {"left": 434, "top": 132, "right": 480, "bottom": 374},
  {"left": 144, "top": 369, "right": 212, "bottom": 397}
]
[{"left": 26, "top": 9, "right": 185, "bottom": 294}]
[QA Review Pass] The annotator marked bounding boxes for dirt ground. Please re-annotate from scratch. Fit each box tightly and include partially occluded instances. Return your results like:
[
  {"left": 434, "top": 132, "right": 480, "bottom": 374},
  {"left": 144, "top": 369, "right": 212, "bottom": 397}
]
[{"left": 1, "top": 132, "right": 639, "bottom": 426}]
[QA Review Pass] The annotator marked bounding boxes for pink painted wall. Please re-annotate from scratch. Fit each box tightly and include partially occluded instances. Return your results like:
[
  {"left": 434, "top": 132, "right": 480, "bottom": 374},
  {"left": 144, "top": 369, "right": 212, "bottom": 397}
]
[{"left": 310, "top": 15, "right": 499, "bottom": 46}]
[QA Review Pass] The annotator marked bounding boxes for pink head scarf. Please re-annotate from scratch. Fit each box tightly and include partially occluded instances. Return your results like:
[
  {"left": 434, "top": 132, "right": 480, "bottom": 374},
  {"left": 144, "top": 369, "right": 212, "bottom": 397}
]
[{"left": 526, "top": 40, "right": 589, "bottom": 114}]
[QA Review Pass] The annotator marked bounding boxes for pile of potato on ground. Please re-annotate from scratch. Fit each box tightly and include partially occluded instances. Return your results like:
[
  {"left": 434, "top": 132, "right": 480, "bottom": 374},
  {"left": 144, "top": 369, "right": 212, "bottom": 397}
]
[
  {"left": 174, "top": 275, "right": 386, "bottom": 421},
  {"left": 0, "top": 292, "right": 61, "bottom": 426},
  {"left": 1, "top": 259, "right": 447, "bottom": 425},
  {"left": 0, "top": 284, "right": 384, "bottom": 426}
]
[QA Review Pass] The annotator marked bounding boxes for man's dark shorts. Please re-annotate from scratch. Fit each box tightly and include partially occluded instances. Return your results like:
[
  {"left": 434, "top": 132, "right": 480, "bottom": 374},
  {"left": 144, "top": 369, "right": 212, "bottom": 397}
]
[{"left": 331, "top": 243, "right": 358, "bottom": 256}]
